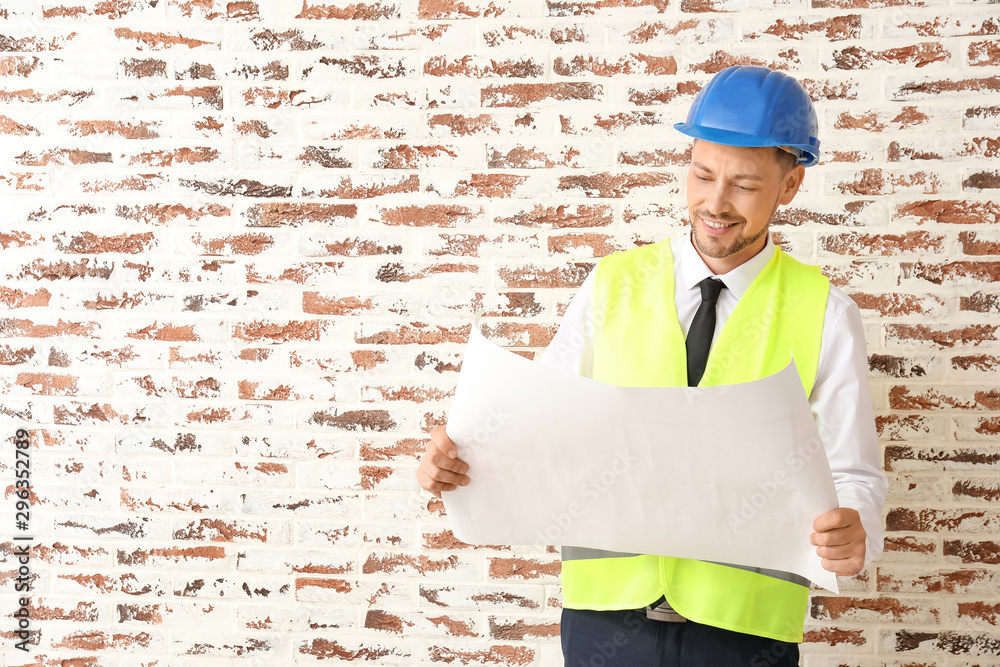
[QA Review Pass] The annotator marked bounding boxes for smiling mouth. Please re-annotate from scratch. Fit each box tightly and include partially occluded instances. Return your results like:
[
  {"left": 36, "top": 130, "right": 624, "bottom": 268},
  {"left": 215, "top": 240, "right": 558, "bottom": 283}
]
[
  {"left": 701, "top": 216, "right": 740, "bottom": 230},
  {"left": 704, "top": 219, "right": 734, "bottom": 229}
]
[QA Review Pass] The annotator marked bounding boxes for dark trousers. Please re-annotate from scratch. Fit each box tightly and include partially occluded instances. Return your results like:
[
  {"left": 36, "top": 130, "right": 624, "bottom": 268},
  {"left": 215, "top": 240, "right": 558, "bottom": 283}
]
[{"left": 562, "top": 608, "right": 800, "bottom": 667}]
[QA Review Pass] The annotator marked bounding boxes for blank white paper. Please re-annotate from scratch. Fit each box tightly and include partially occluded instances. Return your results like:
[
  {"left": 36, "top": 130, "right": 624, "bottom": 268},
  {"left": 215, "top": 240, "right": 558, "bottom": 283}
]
[{"left": 442, "top": 318, "right": 841, "bottom": 593}]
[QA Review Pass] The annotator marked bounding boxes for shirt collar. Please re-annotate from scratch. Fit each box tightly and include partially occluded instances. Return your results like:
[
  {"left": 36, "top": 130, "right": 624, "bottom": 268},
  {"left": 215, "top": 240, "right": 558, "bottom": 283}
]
[{"left": 678, "top": 233, "right": 776, "bottom": 301}]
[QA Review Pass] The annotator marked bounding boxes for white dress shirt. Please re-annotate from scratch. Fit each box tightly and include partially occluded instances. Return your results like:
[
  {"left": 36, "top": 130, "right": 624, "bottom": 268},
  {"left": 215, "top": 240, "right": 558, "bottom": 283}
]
[{"left": 539, "top": 234, "right": 888, "bottom": 570}]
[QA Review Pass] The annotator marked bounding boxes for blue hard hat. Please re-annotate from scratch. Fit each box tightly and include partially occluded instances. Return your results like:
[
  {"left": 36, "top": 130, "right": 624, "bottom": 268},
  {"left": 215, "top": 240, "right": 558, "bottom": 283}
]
[{"left": 674, "top": 66, "right": 821, "bottom": 167}]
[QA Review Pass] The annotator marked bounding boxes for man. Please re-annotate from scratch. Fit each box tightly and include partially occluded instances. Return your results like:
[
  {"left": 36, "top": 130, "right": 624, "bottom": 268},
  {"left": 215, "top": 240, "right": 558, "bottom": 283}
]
[{"left": 418, "top": 66, "right": 887, "bottom": 666}]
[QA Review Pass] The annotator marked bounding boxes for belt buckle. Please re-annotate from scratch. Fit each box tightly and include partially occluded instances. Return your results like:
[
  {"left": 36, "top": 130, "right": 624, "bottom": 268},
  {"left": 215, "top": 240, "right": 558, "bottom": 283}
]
[{"left": 646, "top": 604, "right": 687, "bottom": 623}]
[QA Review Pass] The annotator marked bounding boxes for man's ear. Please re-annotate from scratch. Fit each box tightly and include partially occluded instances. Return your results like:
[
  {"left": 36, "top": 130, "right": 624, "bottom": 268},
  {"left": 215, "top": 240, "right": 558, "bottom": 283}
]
[{"left": 777, "top": 163, "right": 806, "bottom": 206}]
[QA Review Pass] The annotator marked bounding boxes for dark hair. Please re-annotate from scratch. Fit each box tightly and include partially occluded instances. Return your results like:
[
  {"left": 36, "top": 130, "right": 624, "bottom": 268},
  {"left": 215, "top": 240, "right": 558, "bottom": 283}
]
[
  {"left": 774, "top": 147, "right": 798, "bottom": 174},
  {"left": 691, "top": 139, "right": 801, "bottom": 173}
]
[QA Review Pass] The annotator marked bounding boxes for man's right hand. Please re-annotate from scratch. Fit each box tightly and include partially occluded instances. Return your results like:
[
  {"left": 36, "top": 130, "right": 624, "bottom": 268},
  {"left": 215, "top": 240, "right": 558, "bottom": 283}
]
[{"left": 417, "top": 425, "right": 470, "bottom": 498}]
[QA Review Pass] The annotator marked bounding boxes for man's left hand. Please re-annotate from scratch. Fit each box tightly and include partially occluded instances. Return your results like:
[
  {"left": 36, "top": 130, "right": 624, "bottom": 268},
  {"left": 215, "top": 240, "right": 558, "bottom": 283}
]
[{"left": 810, "top": 508, "right": 866, "bottom": 577}]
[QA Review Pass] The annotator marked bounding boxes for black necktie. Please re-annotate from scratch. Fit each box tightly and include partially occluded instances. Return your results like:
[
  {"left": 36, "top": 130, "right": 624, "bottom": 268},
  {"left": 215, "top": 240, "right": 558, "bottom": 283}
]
[{"left": 686, "top": 278, "right": 725, "bottom": 387}]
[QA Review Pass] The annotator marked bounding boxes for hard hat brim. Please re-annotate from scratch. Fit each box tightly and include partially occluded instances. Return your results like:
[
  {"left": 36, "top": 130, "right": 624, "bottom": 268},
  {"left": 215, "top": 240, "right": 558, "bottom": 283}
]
[{"left": 674, "top": 122, "right": 820, "bottom": 167}]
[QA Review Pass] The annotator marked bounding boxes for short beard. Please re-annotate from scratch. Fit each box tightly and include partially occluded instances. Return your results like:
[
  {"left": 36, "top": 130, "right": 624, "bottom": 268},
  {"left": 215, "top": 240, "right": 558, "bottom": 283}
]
[
  {"left": 691, "top": 217, "right": 768, "bottom": 259},
  {"left": 689, "top": 191, "right": 783, "bottom": 261}
]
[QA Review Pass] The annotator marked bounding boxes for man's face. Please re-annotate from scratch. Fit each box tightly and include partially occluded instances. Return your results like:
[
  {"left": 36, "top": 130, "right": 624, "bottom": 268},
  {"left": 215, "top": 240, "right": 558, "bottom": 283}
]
[{"left": 686, "top": 140, "right": 804, "bottom": 274}]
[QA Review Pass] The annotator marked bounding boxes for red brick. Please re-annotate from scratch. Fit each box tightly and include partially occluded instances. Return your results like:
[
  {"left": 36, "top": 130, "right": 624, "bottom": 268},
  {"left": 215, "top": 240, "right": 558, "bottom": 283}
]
[
  {"left": 191, "top": 232, "right": 276, "bottom": 256},
  {"left": 232, "top": 320, "right": 323, "bottom": 343},
  {"left": 890, "top": 384, "right": 1000, "bottom": 410},
  {"left": 245, "top": 28, "right": 327, "bottom": 50},
  {"left": 112, "top": 26, "right": 218, "bottom": 49},
  {"left": 548, "top": 0, "right": 667, "bottom": 14},
  {"left": 901, "top": 261, "right": 1000, "bottom": 284},
  {"left": 618, "top": 145, "right": 690, "bottom": 167},
  {"left": 0, "top": 286, "right": 51, "bottom": 308},
  {"left": 577, "top": 112, "right": 669, "bottom": 137},
  {"left": 854, "top": 294, "right": 947, "bottom": 318},
  {"left": 169, "top": 0, "right": 261, "bottom": 20},
  {"left": 117, "top": 546, "right": 227, "bottom": 567},
  {"left": 360, "top": 437, "right": 424, "bottom": 461},
  {"left": 361, "top": 382, "right": 452, "bottom": 402},
  {"left": 482, "top": 82, "right": 602, "bottom": 107},
  {"left": 744, "top": 15, "right": 863, "bottom": 41},
  {"left": 627, "top": 80, "right": 701, "bottom": 105},
  {"left": 488, "top": 557, "right": 560, "bottom": 580},
  {"left": 895, "top": 199, "right": 1000, "bottom": 225},
  {"left": 55, "top": 231, "right": 157, "bottom": 255},
  {"left": 965, "top": 170, "right": 1000, "bottom": 190},
  {"left": 363, "top": 554, "right": 463, "bottom": 576},
  {"left": 952, "top": 354, "right": 1000, "bottom": 373},
  {"left": 488, "top": 616, "right": 560, "bottom": 640},
  {"left": 886, "top": 444, "right": 1000, "bottom": 471},
  {"left": 811, "top": 596, "right": 940, "bottom": 623},
  {"left": 555, "top": 54, "right": 676, "bottom": 77},
  {"left": 494, "top": 203, "right": 613, "bottom": 228},
  {"left": 969, "top": 40, "right": 1000, "bottom": 66},
  {"left": 172, "top": 519, "right": 281, "bottom": 543},
  {"left": 885, "top": 15, "right": 1000, "bottom": 38},
  {"left": 892, "top": 75, "right": 1000, "bottom": 101},
  {"left": 291, "top": 145, "right": 349, "bottom": 169},
  {"left": 883, "top": 535, "right": 937, "bottom": 557},
  {"left": 557, "top": 171, "right": 677, "bottom": 197},
  {"left": 0, "top": 114, "right": 40, "bottom": 136},
  {"left": 0, "top": 318, "right": 98, "bottom": 338},
  {"left": 15, "top": 148, "right": 112, "bottom": 166},
  {"left": 365, "top": 609, "right": 478, "bottom": 637},
  {"left": 877, "top": 566, "right": 1000, "bottom": 594},
  {"left": 548, "top": 232, "right": 624, "bottom": 257},
  {"left": 800, "top": 78, "right": 861, "bottom": 100},
  {"left": 425, "top": 55, "right": 543, "bottom": 78},
  {"left": 428, "top": 112, "right": 502, "bottom": 136},
  {"left": 497, "top": 262, "right": 592, "bottom": 288},
  {"left": 886, "top": 507, "right": 1000, "bottom": 533},
  {"left": 489, "top": 24, "right": 594, "bottom": 46},
  {"left": 53, "top": 630, "right": 157, "bottom": 651},
  {"left": 820, "top": 231, "right": 945, "bottom": 256},
  {"left": 129, "top": 146, "right": 220, "bottom": 166},
  {"left": 690, "top": 49, "right": 801, "bottom": 74},
  {"left": 59, "top": 119, "right": 160, "bottom": 139},
  {"left": 945, "top": 539, "right": 1000, "bottom": 565},
  {"left": 827, "top": 42, "right": 950, "bottom": 70},
  {"left": 952, "top": 478, "right": 1000, "bottom": 503},
  {"left": 301, "top": 174, "right": 419, "bottom": 198},
  {"left": 0, "top": 344, "right": 37, "bottom": 365},
  {"left": 374, "top": 144, "right": 464, "bottom": 169},
  {"left": 959, "top": 230, "right": 1000, "bottom": 256},
  {"left": 965, "top": 104, "right": 1000, "bottom": 130},
  {"left": 357, "top": 322, "right": 468, "bottom": 347},
  {"left": 375, "top": 261, "right": 476, "bottom": 283},
  {"left": 30, "top": 599, "right": 100, "bottom": 623},
  {"left": 298, "top": 638, "right": 409, "bottom": 661},
  {"left": 245, "top": 202, "right": 355, "bottom": 227},
  {"left": 306, "top": 55, "right": 412, "bottom": 79},
  {"left": 428, "top": 645, "right": 534, "bottom": 665},
  {"left": 306, "top": 409, "right": 397, "bottom": 432},
  {"left": 489, "top": 145, "right": 590, "bottom": 169},
  {"left": 180, "top": 176, "right": 290, "bottom": 197},
  {"left": 477, "top": 321, "right": 556, "bottom": 347}
]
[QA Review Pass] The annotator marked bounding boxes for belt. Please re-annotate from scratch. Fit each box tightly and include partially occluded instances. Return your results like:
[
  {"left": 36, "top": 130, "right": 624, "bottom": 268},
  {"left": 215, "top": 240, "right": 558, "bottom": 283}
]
[{"left": 646, "top": 596, "right": 686, "bottom": 623}]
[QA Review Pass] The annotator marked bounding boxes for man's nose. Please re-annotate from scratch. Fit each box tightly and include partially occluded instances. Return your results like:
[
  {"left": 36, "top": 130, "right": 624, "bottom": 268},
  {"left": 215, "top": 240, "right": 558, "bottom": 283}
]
[{"left": 703, "top": 182, "right": 730, "bottom": 216}]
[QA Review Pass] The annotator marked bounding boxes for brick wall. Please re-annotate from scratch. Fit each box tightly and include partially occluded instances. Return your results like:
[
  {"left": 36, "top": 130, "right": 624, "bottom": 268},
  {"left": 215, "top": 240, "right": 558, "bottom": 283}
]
[{"left": 0, "top": 1, "right": 996, "bottom": 665}]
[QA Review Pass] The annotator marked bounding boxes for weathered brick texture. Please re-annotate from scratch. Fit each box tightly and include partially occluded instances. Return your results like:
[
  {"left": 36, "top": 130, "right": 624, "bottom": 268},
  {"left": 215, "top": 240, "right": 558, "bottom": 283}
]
[{"left": 0, "top": 1, "right": 996, "bottom": 665}]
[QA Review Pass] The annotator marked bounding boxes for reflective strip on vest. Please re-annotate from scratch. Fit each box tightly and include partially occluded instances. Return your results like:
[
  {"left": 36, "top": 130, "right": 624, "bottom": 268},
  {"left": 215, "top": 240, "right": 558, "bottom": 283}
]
[
  {"left": 561, "top": 546, "right": 641, "bottom": 561},
  {"left": 702, "top": 561, "right": 811, "bottom": 589},
  {"left": 560, "top": 239, "right": 830, "bottom": 644},
  {"left": 562, "top": 548, "right": 810, "bottom": 588}
]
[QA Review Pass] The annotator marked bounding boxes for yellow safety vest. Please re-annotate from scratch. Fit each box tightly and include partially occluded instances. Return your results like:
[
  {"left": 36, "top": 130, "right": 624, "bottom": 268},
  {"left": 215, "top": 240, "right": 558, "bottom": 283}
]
[{"left": 561, "top": 240, "right": 830, "bottom": 643}]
